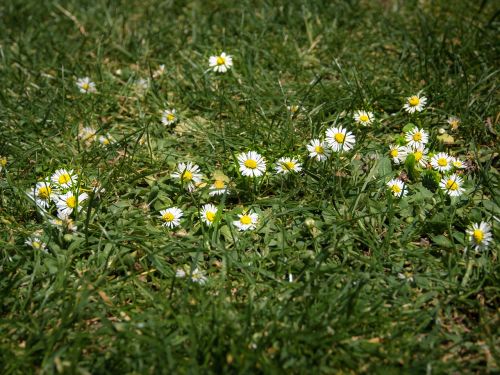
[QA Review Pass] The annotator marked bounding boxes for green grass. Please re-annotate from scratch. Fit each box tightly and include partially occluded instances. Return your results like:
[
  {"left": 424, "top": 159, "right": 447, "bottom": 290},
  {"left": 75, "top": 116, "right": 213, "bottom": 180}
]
[{"left": 1, "top": 0, "right": 499, "bottom": 373}]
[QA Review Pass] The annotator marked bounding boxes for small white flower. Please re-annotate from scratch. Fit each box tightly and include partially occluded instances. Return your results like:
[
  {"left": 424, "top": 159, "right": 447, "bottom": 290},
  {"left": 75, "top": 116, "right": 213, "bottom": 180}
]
[
  {"left": 403, "top": 93, "right": 427, "bottom": 113},
  {"left": 31, "top": 181, "right": 54, "bottom": 208},
  {"left": 209, "top": 179, "right": 230, "bottom": 196},
  {"left": 51, "top": 169, "right": 77, "bottom": 188},
  {"left": 78, "top": 126, "right": 97, "bottom": 145},
  {"left": 98, "top": 133, "right": 115, "bottom": 146},
  {"left": 307, "top": 139, "right": 330, "bottom": 162},
  {"left": 161, "top": 109, "right": 177, "bottom": 125},
  {"left": 25, "top": 236, "right": 47, "bottom": 252},
  {"left": 353, "top": 110, "right": 374, "bottom": 126},
  {"left": 159, "top": 207, "right": 183, "bottom": 229},
  {"left": 175, "top": 269, "right": 186, "bottom": 278},
  {"left": 405, "top": 127, "right": 429, "bottom": 149},
  {"left": 134, "top": 78, "right": 150, "bottom": 92},
  {"left": 50, "top": 216, "right": 78, "bottom": 232},
  {"left": 439, "top": 174, "right": 465, "bottom": 197},
  {"left": 191, "top": 268, "right": 208, "bottom": 284},
  {"left": 153, "top": 64, "right": 166, "bottom": 78},
  {"left": 209, "top": 52, "right": 233, "bottom": 73},
  {"left": 325, "top": 126, "right": 356, "bottom": 152},
  {"left": 233, "top": 211, "right": 259, "bottom": 231},
  {"left": 466, "top": 221, "right": 493, "bottom": 252},
  {"left": 171, "top": 162, "right": 203, "bottom": 192},
  {"left": 447, "top": 116, "right": 460, "bottom": 131},
  {"left": 237, "top": 151, "right": 266, "bottom": 177},
  {"left": 388, "top": 144, "right": 407, "bottom": 164},
  {"left": 55, "top": 192, "right": 89, "bottom": 217},
  {"left": 200, "top": 203, "right": 218, "bottom": 226},
  {"left": 287, "top": 105, "right": 305, "bottom": 117},
  {"left": 405, "top": 146, "right": 429, "bottom": 168},
  {"left": 275, "top": 157, "right": 302, "bottom": 174},
  {"left": 430, "top": 152, "right": 453, "bottom": 173},
  {"left": 387, "top": 178, "right": 407, "bottom": 197},
  {"left": 76, "top": 77, "right": 97, "bottom": 94},
  {"left": 451, "top": 157, "right": 466, "bottom": 170}
]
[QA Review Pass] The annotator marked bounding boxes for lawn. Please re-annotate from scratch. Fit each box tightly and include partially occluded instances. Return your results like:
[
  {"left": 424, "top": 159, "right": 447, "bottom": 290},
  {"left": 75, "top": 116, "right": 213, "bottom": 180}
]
[{"left": 0, "top": 0, "right": 499, "bottom": 373}]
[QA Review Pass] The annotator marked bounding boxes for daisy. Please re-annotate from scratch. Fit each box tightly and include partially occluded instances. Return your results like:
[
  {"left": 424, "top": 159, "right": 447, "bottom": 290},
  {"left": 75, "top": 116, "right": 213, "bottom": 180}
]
[
  {"left": 51, "top": 169, "right": 77, "bottom": 188},
  {"left": 439, "top": 174, "right": 465, "bottom": 197},
  {"left": 307, "top": 139, "right": 330, "bottom": 162},
  {"left": 388, "top": 144, "right": 407, "bottom": 164},
  {"left": 275, "top": 157, "right": 302, "bottom": 174},
  {"left": 55, "top": 191, "right": 89, "bottom": 218},
  {"left": 209, "top": 179, "right": 229, "bottom": 196},
  {"left": 237, "top": 151, "right": 266, "bottom": 177},
  {"left": 405, "top": 127, "right": 429, "bottom": 149},
  {"left": 98, "top": 134, "right": 115, "bottom": 146},
  {"left": 159, "top": 207, "right": 183, "bottom": 229},
  {"left": 430, "top": 152, "right": 453, "bottom": 173},
  {"left": 233, "top": 211, "right": 259, "bottom": 231},
  {"left": 171, "top": 162, "right": 203, "bottom": 192},
  {"left": 25, "top": 236, "right": 47, "bottom": 252},
  {"left": 451, "top": 157, "right": 466, "bottom": 170},
  {"left": 50, "top": 216, "right": 78, "bottom": 232},
  {"left": 76, "top": 77, "right": 97, "bottom": 94},
  {"left": 0, "top": 156, "right": 7, "bottom": 171},
  {"left": 387, "top": 178, "right": 407, "bottom": 197},
  {"left": 325, "top": 126, "right": 356, "bottom": 152},
  {"left": 209, "top": 52, "right": 233, "bottom": 73},
  {"left": 466, "top": 222, "right": 493, "bottom": 252},
  {"left": 353, "top": 110, "right": 374, "bottom": 126},
  {"left": 32, "top": 181, "right": 53, "bottom": 208},
  {"left": 287, "top": 105, "right": 305, "bottom": 117},
  {"left": 200, "top": 203, "right": 218, "bottom": 226},
  {"left": 403, "top": 93, "right": 427, "bottom": 113},
  {"left": 78, "top": 126, "right": 97, "bottom": 145},
  {"left": 161, "top": 109, "right": 177, "bottom": 126},
  {"left": 405, "top": 146, "right": 428, "bottom": 168},
  {"left": 447, "top": 116, "right": 460, "bottom": 131},
  {"left": 190, "top": 268, "right": 208, "bottom": 285}
]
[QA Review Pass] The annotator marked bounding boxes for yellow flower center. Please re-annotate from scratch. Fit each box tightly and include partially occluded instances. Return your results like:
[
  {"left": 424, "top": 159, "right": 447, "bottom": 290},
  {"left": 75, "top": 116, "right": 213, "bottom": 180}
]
[
  {"left": 214, "top": 180, "right": 225, "bottom": 189},
  {"left": 412, "top": 132, "right": 422, "bottom": 141},
  {"left": 473, "top": 229, "right": 484, "bottom": 243},
  {"left": 206, "top": 211, "right": 216, "bottom": 222},
  {"left": 0, "top": 157, "right": 6, "bottom": 167},
  {"left": 32, "top": 241, "right": 41, "bottom": 249},
  {"left": 290, "top": 105, "right": 299, "bottom": 113},
  {"left": 314, "top": 145, "right": 324, "bottom": 154},
  {"left": 437, "top": 158, "right": 448, "bottom": 167},
  {"left": 390, "top": 149, "right": 399, "bottom": 158},
  {"left": 58, "top": 173, "right": 71, "bottom": 185},
  {"left": 240, "top": 215, "right": 252, "bottom": 225},
  {"left": 162, "top": 212, "right": 175, "bottom": 222},
  {"left": 66, "top": 196, "right": 76, "bottom": 208},
  {"left": 167, "top": 113, "right": 175, "bottom": 122},
  {"left": 414, "top": 151, "right": 423, "bottom": 161},
  {"left": 216, "top": 56, "right": 225, "bottom": 65},
  {"left": 409, "top": 96, "right": 420, "bottom": 106},
  {"left": 334, "top": 133, "right": 345, "bottom": 143},
  {"left": 244, "top": 159, "right": 257, "bottom": 169},
  {"left": 82, "top": 82, "right": 89, "bottom": 90},
  {"left": 182, "top": 171, "right": 193, "bottom": 181},
  {"left": 359, "top": 114, "right": 369, "bottom": 122},
  {"left": 38, "top": 186, "right": 51, "bottom": 199},
  {"left": 283, "top": 161, "right": 295, "bottom": 170},
  {"left": 391, "top": 185, "right": 402, "bottom": 194},
  {"left": 450, "top": 120, "right": 459, "bottom": 130},
  {"left": 446, "top": 180, "right": 458, "bottom": 190},
  {"left": 102, "top": 138, "right": 110, "bottom": 145}
]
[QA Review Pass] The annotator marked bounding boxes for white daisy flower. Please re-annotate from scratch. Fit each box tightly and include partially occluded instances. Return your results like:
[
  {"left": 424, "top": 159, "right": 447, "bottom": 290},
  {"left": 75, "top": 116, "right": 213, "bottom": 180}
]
[
  {"left": 171, "top": 162, "right": 203, "bottom": 192},
  {"left": 387, "top": 178, "right": 407, "bottom": 197},
  {"left": 159, "top": 207, "right": 183, "bottom": 229},
  {"left": 153, "top": 64, "right": 166, "bottom": 78},
  {"left": 191, "top": 268, "right": 208, "bottom": 285},
  {"left": 325, "top": 126, "right": 356, "bottom": 152},
  {"left": 237, "top": 151, "right": 266, "bottom": 177},
  {"left": 78, "top": 126, "right": 97, "bottom": 145},
  {"left": 430, "top": 152, "right": 453, "bottom": 173},
  {"left": 439, "top": 174, "right": 465, "bottom": 197},
  {"left": 233, "top": 211, "right": 259, "bottom": 231},
  {"left": 161, "top": 109, "right": 177, "bottom": 126},
  {"left": 307, "top": 139, "right": 330, "bottom": 162},
  {"left": 76, "top": 77, "right": 97, "bottom": 94},
  {"left": 466, "top": 221, "right": 493, "bottom": 252},
  {"left": 25, "top": 236, "right": 47, "bottom": 252},
  {"left": 451, "top": 157, "right": 466, "bottom": 170},
  {"left": 403, "top": 93, "right": 427, "bottom": 113},
  {"left": 388, "top": 144, "right": 407, "bottom": 164},
  {"left": 405, "top": 146, "right": 429, "bottom": 168},
  {"left": 98, "top": 133, "right": 115, "bottom": 146},
  {"left": 55, "top": 191, "right": 89, "bottom": 218},
  {"left": 287, "top": 105, "right": 305, "bottom": 117},
  {"left": 353, "top": 110, "right": 374, "bottom": 126},
  {"left": 405, "top": 127, "right": 429, "bottom": 149},
  {"left": 209, "top": 52, "right": 233, "bottom": 73},
  {"left": 200, "top": 203, "right": 218, "bottom": 226},
  {"left": 50, "top": 216, "right": 78, "bottom": 232},
  {"left": 32, "top": 181, "right": 54, "bottom": 208},
  {"left": 447, "top": 116, "right": 460, "bottom": 131},
  {"left": 209, "top": 179, "right": 230, "bottom": 196},
  {"left": 51, "top": 169, "right": 77, "bottom": 188},
  {"left": 275, "top": 157, "right": 302, "bottom": 174},
  {"left": 175, "top": 269, "right": 186, "bottom": 278}
]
